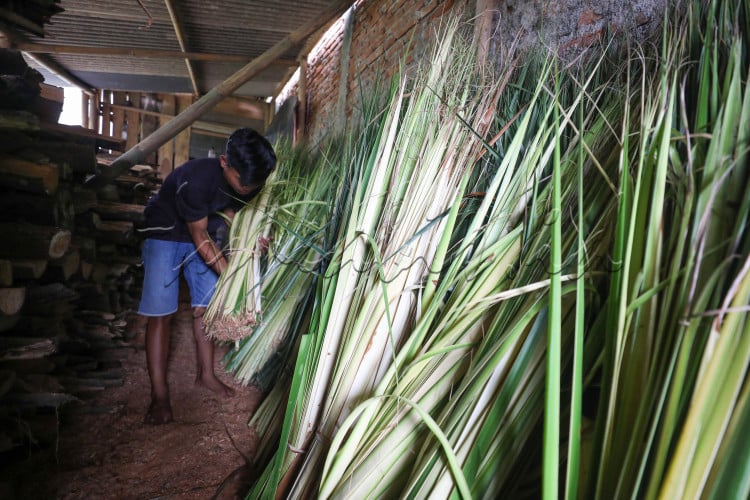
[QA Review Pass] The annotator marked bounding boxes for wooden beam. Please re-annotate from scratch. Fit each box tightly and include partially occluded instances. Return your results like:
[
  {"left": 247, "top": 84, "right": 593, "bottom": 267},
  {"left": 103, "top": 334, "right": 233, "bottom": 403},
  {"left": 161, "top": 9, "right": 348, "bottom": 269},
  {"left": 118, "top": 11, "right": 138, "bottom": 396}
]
[
  {"left": 211, "top": 96, "right": 267, "bottom": 121},
  {"left": 0, "top": 27, "right": 95, "bottom": 95},
  {"left": 190, "top": 122, "right": 236, "bottom": 137},
  {"left": 107, "top": 102, "right": 238, "bottom": 136},
  {"left": 19, "top": 51, "right": 95, "bottom": 96},
  {"left": 110, "top": 98, "right": 266, "bottom": 123},
  {"left": 14, "top": 42, "right": 298, "bottom": 64},
  {"left": 93, "top": 0, "right": 356, "bottom": 184}
]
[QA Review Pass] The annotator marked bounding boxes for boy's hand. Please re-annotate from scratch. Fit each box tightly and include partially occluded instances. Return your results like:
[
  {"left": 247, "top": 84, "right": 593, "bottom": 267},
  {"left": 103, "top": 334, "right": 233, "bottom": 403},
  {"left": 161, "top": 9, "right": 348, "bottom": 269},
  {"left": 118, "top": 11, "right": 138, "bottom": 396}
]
[{"left": 258, "top": 235, "right": 273, "bottom": 254}]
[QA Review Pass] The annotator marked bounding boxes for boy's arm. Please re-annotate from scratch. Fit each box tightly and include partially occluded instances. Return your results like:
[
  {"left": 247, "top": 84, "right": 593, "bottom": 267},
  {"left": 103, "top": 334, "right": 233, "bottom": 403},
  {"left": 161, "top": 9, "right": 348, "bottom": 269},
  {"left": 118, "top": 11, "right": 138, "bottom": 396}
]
[{"left": 186, "top": 217, "right": 227, "bottom": 275}]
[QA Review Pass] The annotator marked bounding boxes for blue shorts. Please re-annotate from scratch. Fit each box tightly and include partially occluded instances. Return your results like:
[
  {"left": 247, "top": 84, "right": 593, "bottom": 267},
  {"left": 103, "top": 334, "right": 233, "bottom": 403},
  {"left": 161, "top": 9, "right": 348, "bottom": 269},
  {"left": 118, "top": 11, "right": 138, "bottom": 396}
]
[{"left": 138, "top": 238, "right": 219, "bottom": 316}]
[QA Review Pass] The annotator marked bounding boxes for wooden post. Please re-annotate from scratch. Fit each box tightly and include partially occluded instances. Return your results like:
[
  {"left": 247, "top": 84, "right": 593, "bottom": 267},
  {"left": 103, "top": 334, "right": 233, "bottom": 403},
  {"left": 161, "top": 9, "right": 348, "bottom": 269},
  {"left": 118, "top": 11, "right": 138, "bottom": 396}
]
[
  {"left": 82, "top": 93, "right": 89, "bottom": 129},
  {"left": 296, "top": 57, "right": 308, "bottom": 145},
  {"left": 158, "top": 93, "right": 176, "bottom": 175},
  {"left": 88, "top": 91, "right": 98, "bottom": 131},
  {"left": 125, "top": 92, "right": 142, "bottom": 150},
  {"left": 101, "top": 90, "right": 112, "bottom": 137},
  {"left": 265, "top": 100, "right": 274, "bottom": 131},
  {"left": 174, "top": 95, "right": 193, "bottom": 167},
  {"left": 112, "top": 92, "right": 127, "bottom": 140},
  {"left": 334, "top": 8, "right": 354, "bottom": 136},
  {"left": 93, "top": 0, "right": 355, "bottom": 184},
  {"left": 140, "top": 94, "right": 159, "bottom": 166},
  {"left": 475, "top": 0, "right": 501, "bottom": 65}
]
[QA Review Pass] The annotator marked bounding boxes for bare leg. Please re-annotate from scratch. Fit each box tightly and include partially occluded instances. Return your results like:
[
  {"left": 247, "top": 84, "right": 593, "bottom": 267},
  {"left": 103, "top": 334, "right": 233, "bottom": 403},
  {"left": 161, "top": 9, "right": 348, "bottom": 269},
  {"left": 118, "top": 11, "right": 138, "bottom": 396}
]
[
  {"left": 192, "top": 307, "right": 235, "bottom": 397},
  {"left": 144, "top": 315, "right": 173, "bottom": 424}
]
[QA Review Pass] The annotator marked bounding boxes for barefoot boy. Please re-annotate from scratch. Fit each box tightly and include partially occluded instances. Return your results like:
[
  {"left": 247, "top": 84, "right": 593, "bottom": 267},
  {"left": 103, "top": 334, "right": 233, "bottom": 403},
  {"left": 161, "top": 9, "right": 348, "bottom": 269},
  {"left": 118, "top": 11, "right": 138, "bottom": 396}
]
[{"left": 137, "top": 128, "right": 276, "bottom": 424}]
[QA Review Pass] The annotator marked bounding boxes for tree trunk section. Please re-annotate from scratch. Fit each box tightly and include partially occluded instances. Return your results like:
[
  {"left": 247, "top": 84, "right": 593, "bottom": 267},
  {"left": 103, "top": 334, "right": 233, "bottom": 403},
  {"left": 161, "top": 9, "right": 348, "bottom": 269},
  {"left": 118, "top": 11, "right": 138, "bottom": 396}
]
[
  {"left": 47, "top": 249, "right": 81, "bottom": 281},
  {"left": 0, "top": 259, "right": 12, "bottom": 286},
  {"left": 0, "top": 222, "right": 71, "bottom": 259},
  {"left": 92, "top": 201, "right": 145, "bottom": 223},
  {"left": 10, "top": 259, "right": 48, "bottom": 280},
  {"left": 0, "top": 154, "right": 59, "bottom": 194},
  {"left": 0, "top": 189, "right": 75, "bottom": 228}
]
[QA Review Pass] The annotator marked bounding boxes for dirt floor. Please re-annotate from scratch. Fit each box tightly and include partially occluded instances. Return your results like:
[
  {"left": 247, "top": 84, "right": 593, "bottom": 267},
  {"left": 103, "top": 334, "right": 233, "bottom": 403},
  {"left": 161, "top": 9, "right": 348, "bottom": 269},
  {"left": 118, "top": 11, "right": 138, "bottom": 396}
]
[{"left": 3, "top": 301, "right": 266, "bottom": 500}]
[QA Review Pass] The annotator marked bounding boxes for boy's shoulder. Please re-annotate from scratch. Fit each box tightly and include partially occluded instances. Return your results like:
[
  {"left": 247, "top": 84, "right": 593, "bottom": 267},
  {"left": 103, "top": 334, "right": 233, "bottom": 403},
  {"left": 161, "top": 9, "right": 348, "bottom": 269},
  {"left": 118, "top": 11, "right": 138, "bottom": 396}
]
[{"left": 174, "top": 157, "right": 221, "bottom": 178}]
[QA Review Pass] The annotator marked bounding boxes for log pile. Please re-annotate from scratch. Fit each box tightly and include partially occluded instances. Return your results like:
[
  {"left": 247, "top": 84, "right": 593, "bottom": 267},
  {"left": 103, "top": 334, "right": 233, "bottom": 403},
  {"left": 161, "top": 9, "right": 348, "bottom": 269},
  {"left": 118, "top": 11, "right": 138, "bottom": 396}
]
[
  {"left": 0, "top": 0, "right": 64, "bottom": 37},
  {"left": 0, "top": 49, "right": 159, "bottom": 458}
]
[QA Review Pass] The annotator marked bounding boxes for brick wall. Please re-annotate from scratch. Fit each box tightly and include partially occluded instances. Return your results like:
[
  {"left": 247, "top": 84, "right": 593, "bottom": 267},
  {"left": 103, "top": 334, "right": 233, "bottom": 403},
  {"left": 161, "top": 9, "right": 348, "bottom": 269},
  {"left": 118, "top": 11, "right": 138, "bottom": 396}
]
[
  {"left": 279, "top": 0, "right": 470, "bottom": 145},
  {"left": 280, "top": 0, "right": 666, "bottom": 145}
]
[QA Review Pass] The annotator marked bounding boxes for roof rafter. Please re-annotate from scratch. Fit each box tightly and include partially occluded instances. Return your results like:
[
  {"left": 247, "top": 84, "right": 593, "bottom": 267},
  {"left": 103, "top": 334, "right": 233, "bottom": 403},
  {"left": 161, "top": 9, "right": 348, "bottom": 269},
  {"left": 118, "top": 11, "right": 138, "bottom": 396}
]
[
  {"left": 163, "top": 0, "right": 199, "bottom": 96},
  {"left": 15, "top": 42, "right": 297, "bottom": 65}
]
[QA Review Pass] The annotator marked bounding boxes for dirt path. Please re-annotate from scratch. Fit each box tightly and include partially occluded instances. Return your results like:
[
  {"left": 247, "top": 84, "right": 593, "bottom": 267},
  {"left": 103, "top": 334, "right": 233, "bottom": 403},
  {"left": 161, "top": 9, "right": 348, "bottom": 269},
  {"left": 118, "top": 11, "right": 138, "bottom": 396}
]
[{"left": 7, "top": 301, "right": 265, "bottom": 499}]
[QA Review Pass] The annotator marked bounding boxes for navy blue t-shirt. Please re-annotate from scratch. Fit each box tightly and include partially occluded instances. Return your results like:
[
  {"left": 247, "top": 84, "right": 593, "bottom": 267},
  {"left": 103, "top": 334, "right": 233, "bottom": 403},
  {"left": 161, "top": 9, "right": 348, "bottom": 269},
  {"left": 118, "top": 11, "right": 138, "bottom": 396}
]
[{"left": 139, "top": 158, "right": 259, "bottom": 242}]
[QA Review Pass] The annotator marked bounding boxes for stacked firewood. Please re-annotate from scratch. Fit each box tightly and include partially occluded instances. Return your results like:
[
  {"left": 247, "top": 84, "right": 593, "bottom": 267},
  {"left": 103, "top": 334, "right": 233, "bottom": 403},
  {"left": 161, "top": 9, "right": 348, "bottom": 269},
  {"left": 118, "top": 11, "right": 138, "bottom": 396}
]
[
  {"left": 0, "top": 51, "right": 159, "bottom": 456},
  {"left": 0, "top": 0, "right": 64, "bottom": 37}
]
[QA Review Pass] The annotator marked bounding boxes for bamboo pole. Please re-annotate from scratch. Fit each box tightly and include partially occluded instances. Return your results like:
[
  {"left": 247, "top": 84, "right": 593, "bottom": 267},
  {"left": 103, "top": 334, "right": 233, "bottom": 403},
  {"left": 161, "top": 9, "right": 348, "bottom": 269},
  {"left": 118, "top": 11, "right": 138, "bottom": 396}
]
[{"left": 92, "top": 0, "right": 354, "bottom": 185}]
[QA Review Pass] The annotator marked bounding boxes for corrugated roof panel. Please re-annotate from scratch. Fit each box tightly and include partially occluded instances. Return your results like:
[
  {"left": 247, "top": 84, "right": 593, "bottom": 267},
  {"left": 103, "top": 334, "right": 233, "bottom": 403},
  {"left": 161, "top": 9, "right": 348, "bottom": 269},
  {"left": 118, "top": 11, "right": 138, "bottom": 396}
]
[
  {"left": 16, "top": 0, "right": 351, "bottom": 97},
  {"left": 48, "top": 54, "right": 188, "bottom": 77},
  {"left": 32, "top": 17, "right": 180, "bottom": 51}
]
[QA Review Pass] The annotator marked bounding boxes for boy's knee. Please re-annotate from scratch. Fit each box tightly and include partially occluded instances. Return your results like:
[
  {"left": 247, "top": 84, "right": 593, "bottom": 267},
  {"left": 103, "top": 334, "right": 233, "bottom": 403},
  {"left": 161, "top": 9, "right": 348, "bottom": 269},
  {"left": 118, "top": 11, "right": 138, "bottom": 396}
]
[{"left": 192, "top": 307, "right": 206, "bottom": 318}]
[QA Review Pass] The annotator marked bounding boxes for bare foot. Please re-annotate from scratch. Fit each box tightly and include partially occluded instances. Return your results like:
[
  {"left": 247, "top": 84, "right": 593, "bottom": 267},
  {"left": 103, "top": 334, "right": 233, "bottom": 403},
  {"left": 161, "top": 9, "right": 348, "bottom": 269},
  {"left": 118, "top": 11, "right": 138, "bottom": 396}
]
[
  {"left": 144, "top": 398, "right": 173, "bottom": 425},
  {"left": 195, "top": 374, "right": 235, "bottom": 397}
]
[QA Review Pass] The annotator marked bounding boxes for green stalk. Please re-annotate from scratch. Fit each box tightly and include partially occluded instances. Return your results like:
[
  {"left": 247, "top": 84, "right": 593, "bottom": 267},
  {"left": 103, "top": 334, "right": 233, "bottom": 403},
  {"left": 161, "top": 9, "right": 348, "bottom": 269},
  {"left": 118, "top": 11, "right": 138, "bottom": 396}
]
[
  {"left": 543, "top": 65, "right": 563, "bottom": 500},
  {"left": 659, "top": 255, "right": 750, "bottom": 497},
  {"left": 564, "top": 78, "right": 585, "bottom": 500}
]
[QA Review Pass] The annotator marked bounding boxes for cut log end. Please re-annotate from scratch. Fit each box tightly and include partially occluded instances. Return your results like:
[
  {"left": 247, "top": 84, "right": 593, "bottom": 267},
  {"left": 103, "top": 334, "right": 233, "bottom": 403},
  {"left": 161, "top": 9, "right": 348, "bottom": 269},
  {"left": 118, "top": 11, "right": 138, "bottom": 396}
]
[
  {"left": 49, "top": 229, "right": 72, "bottom": 259},
  {"left": 0, "top": 287, "right": 25, "bottom": 315}
]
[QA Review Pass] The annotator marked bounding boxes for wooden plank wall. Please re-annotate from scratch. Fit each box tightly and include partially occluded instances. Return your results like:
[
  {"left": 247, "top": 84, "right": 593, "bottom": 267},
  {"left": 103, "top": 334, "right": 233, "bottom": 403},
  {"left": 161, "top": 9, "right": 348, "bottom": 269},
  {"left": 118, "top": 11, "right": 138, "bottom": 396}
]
[{"left": 97, "top": 92, "right": 194, "bottom": 178}]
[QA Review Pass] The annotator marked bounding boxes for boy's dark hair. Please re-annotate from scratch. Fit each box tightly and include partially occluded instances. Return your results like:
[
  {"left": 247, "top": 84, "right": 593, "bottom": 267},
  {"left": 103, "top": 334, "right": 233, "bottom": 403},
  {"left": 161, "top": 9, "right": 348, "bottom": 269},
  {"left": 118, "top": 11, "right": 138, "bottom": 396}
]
[{"left": 225, "top": 128, "right": 277, "bottom": 187}]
